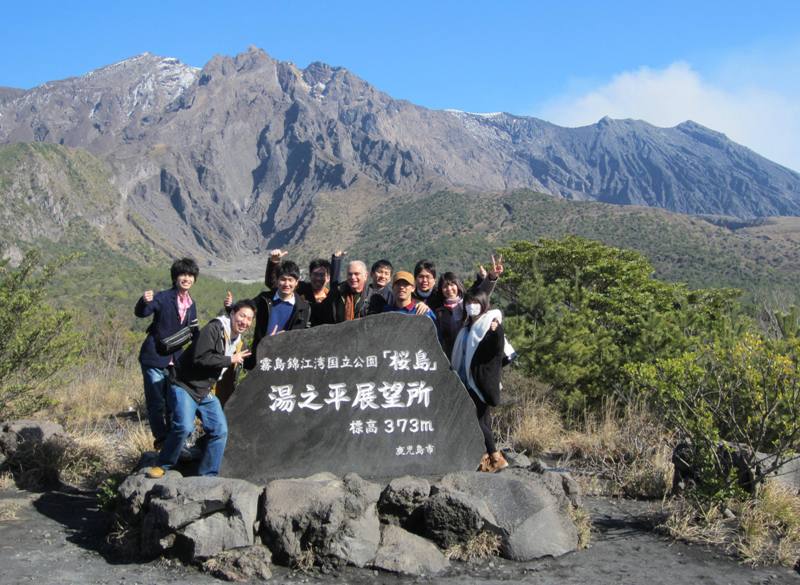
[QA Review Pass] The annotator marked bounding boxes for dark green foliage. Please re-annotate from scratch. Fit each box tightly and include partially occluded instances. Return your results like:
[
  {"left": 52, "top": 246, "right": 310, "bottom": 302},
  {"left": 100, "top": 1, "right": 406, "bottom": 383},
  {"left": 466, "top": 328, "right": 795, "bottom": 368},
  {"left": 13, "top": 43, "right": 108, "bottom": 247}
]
[
  {"left": 0, "top": 251, "right": 83, "bottom": 418},
  {"left": 627, "top": 334, "right": 800, "bottom": 500},
  {"left": 496, "top": 236, "right": 744, "bottom": 411}
]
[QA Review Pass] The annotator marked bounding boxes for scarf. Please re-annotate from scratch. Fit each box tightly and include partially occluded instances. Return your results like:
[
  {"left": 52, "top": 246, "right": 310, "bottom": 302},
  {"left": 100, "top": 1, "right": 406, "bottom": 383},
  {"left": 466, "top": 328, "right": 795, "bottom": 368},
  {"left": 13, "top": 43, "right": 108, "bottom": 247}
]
[
  {"left": 214, "top": 315, "right": 243, "bottom": 380},
  {"left": 344, "top": 292, "right": 356, "bottom": 321},
  {"left": 451, "top": 309, "right": 517, "bottom": 403},
  {"left": 443, "top": 296, "right": 462, "bottom": 309}
]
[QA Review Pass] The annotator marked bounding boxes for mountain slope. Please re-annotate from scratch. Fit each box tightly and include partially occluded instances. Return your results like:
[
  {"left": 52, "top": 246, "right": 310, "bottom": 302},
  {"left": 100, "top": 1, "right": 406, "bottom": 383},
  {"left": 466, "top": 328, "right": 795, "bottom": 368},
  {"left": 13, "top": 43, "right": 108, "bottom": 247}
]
[
  {"left": 343, "top": 189, "right": 800, "bottom": 302},
  {"left": 2, "top": 142, "right": 799, "bottom": 304},
  {"left": 0, "top": 48, "right": 798, "bottom": 263}
]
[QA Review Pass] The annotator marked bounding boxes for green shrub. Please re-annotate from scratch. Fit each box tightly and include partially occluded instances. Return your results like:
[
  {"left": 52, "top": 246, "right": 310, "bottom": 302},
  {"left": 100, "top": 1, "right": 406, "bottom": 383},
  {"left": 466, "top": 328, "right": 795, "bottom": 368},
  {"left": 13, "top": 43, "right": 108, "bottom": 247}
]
[
  {"left": 0, "top": 251, "right": 83, "bottom": 419},
  {"left": 627, "top": 332, "right": 800, "bottom": 500},
  {"left": 496, "top": 237, "right": 743, "bottom": 411}
]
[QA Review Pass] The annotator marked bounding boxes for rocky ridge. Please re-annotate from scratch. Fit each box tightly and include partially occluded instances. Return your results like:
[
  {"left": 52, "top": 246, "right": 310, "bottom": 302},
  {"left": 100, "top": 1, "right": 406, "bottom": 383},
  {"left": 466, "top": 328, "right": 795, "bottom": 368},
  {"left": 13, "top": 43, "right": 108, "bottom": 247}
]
[{"left": 1, "top": 47, "right": 799, "bottom": 263}]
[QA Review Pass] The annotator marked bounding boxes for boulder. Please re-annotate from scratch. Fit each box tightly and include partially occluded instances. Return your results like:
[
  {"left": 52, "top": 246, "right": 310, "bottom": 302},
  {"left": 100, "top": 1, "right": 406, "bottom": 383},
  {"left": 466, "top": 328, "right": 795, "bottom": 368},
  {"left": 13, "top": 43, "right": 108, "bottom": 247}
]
[
  {"left": 503, "top": 450, "right": 532, "bottom": 468},
  {"left": 117, "top": 471, "right": 261, "bottom": 560},
  {"left": 433, "top": 470, "right": 579, "bottom": 560},
  {"left": 377, "top": 475, "right": 430, "bottom": 528},
  {"left": 0, "top": 420, "right": 66, "bottom": 458},
  {"left": 539, "top": 469, "right": 583, "bottom": 507},
  {"left": 672, "top": 440, "right": 800, "bottom": 494},
  {"left": 261, "top": 472, "right": 381, "bottom": 568},
  {"left": 222, "top": 313, "right": 486, "bottom": 482},
  {"left": 421, "top": 488, "right": 496, "bottom": 548},
  {"left": 372, "top": 524, "right": 449, "bottom": 576},
  {"left": 201, "top": 545, "right": 273, "bottom": 582},
  {"left": 768, "top": 456, "right": 800, "bottom": 491}
]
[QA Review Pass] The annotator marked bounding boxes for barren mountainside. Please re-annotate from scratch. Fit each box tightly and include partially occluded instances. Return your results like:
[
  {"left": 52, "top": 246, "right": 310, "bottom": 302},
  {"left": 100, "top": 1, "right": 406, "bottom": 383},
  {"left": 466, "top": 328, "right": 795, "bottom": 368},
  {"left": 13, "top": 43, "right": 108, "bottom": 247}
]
[{"left": 1, "top": 47, "right": 799, "bottom": 263}]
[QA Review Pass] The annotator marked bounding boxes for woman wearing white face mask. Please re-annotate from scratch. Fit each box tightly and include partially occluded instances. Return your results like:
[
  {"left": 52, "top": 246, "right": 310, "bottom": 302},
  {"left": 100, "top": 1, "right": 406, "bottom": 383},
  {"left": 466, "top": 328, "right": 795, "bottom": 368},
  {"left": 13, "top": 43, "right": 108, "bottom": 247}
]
[
  {"left": 435, "top": 256, "right": 504, "bottom": 361},
  {"left": 451, "top": 290, "right": 509, "bottom": 472}
]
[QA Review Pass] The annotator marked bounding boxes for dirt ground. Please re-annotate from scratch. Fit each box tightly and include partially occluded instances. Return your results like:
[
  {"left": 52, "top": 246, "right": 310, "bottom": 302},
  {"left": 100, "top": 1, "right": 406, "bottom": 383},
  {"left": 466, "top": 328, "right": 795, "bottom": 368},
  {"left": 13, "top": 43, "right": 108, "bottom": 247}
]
[{"left": 0, "top": 486, "right": 797, "bottom": 585}]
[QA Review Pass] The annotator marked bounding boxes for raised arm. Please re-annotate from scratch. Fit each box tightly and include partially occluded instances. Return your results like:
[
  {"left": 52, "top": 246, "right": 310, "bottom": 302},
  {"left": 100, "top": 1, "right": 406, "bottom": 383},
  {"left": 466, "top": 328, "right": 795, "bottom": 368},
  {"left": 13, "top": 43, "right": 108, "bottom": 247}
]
[
  {"left": 264, "top": 249, "right": 288, "bottom": 290},
  {"left": 329, "top": 249, "right": 346, "bottom": 288},
  {"left": 473, "top": 254, "right": 504, "bottom": 297},
  {"left": 134, "top": 289, "right": 156, "bottom": 317}
]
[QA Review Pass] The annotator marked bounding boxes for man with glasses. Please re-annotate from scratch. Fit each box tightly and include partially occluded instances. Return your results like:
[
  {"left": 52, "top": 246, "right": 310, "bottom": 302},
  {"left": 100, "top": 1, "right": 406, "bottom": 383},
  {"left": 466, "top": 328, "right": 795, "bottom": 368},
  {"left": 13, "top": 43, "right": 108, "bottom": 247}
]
[{"left": 412, "top": 260, "right": 442, "bottom": 310}]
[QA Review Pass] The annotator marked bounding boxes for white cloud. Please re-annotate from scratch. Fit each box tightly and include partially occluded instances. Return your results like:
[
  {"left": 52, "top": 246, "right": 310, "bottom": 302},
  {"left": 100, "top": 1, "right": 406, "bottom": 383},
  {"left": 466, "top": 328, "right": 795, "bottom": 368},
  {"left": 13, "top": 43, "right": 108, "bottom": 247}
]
[{"left": 536, "top": 61, "right": 800, "bottom": 173}]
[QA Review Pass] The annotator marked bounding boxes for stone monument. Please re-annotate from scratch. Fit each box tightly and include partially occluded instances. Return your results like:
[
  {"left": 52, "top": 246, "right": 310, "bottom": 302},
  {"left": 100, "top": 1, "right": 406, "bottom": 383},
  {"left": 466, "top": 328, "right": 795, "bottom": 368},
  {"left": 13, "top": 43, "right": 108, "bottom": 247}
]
[{"left": 221, "top": 313, "right": 486, "bottom": 481}]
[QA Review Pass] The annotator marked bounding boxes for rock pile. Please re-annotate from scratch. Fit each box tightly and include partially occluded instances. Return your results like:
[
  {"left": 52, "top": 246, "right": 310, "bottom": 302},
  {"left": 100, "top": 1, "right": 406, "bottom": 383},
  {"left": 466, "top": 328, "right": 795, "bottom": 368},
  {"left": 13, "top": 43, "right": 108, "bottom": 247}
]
[{"left": 113, "top": 458, "right": 582, "bottom": 579}]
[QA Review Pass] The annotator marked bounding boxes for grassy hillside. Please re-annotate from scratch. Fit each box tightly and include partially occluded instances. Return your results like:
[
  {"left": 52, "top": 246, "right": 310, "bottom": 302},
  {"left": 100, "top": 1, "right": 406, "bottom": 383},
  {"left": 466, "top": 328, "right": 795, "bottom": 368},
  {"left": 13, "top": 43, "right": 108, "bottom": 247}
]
[
  {"left": 339, "top": 189, "right": 800, "bottom": 304},
  {"left": 29, "top": 224, "right": 262, "bottom": 333}
]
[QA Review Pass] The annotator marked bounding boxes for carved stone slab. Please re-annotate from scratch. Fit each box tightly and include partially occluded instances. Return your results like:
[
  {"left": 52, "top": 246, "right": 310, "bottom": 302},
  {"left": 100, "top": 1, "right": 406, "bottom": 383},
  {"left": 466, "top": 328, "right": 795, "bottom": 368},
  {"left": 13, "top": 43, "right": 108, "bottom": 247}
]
[{"left": 221, "top": 313, "right": 486, "bottom": 481}]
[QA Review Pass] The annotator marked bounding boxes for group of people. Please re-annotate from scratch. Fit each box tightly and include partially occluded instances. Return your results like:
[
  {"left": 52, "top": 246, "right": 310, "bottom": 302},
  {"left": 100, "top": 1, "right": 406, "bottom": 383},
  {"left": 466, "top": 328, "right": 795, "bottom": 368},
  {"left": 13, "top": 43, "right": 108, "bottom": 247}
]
[{"left": 135, "top": 250, "right": 513, "bottom": 479}]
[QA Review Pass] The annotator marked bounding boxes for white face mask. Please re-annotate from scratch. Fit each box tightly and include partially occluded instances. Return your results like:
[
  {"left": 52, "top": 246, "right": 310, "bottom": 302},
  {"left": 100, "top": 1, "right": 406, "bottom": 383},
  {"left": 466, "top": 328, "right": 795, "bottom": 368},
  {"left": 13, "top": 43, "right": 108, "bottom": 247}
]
[{"left": 466, "top": 303, "right": 482, "bottom": 317}]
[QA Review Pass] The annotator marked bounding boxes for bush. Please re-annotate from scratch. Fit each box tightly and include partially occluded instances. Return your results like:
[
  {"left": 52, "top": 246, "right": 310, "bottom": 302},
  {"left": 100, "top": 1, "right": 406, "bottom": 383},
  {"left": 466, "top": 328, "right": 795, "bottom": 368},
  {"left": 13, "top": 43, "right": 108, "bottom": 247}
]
[
  {"left": 627, "top": 332, "right": 800, "bottom": 500},
  {"left": 0, "top": 251, "right": 83, "bottom": 418},
  {"left": 496, "top": 237, "right": 742, "bottom": 411}
]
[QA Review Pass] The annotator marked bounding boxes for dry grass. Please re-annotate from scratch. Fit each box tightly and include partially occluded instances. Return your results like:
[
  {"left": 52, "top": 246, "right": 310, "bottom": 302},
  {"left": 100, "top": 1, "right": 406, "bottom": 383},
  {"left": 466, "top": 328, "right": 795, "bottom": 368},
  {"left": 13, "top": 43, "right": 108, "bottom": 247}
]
[
  {"left": 568, "top": 505, "right": 593, "bottom": 549},
  {"left": 0, "top": 499, "right": 24, "bottom": 522},
  {"left": 13, "top": 355, "right": 154, "bottom": 490},
  {"left": 661, "top": 499, "right": 733, "bottom": 547},
  {"left": 291, "top": 545, "right": 317, "bottom": 572},
  {"left": 118, "top": 420, "right": 155, "bottom": 468},
  {"left": 0, "top": 471, "right": 15, "bottom": 490},
  {"left": 48, "top": 363, "right": 141, "bottom": 426},
  {"left": 494, "top": 369, "right": 560, "bottom": 452},
  {"left": 511, "top": 398, "right": 565, "bottom": 455},
  {"left": 496, "top": 372, "right": 674, "bottom": 499},
  {"left": 662, "top": 481, "right": 800, "bottom": 567},
  {"left": 106, "top": 517, "right": 140, "bottom": 561},
  {"left": 445, "top": 531, "right": 502, "bottom": 561},
  {"left": 58, "top": 429, "right": 120, "bottom": 488},
  {"left": 6, "top": 418, "right": 152, "bottom": 491},
  {"left": 560, "top": 400, "right": 674, "bottom": 499}
]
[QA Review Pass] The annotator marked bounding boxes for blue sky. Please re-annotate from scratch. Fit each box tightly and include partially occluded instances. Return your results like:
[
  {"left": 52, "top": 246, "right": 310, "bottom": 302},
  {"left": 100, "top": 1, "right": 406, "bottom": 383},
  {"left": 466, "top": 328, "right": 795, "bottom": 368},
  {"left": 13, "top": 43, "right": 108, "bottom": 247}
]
[{"left": 2, "top": 1, "right": 799, "bottom": 170}]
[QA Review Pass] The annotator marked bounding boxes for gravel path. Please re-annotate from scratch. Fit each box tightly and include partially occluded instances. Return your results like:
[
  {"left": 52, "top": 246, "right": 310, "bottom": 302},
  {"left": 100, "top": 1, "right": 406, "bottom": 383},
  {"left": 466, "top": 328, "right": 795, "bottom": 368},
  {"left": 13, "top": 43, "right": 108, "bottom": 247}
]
[{"left": 0, "top": 487, "right": 797, "bottom": 584}]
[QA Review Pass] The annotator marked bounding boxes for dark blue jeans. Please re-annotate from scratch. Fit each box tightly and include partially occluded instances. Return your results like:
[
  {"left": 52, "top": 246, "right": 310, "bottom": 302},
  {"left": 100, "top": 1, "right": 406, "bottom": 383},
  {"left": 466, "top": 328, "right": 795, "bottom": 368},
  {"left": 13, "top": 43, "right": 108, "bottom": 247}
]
[
  {"left": 141, "top": 365, "right": 170, "bottom": 442},
  {"left": 157, "top": 384, "right": 228, "bottom": 476}
]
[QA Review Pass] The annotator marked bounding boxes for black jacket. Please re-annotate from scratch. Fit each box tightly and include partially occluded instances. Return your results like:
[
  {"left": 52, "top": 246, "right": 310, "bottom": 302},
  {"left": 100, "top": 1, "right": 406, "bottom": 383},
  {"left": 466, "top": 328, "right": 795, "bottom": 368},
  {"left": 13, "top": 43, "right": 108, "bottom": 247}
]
[
  {"left": 468, "top": 322, "right": 505, "bottom": 407},
  {"left": 264, "top": 254, "right": 343, "bottom": 327},
  {"left": 245, "top": 291, "right": 311, "bottom": 369},
  {"left": 173, "top": 319, "right": 233, "bottom": 402},
  {"left": 296, "top": 281, "right": 336, "bottom": 326},
  {"left": 413, "top": 289, "right": 443, "bottom": 311},
  {"left": 329, "top": 282, "right": 386, "bottom": 322},
  {"left": 435, "top": 275, "right": 499, "bottom": 361}
]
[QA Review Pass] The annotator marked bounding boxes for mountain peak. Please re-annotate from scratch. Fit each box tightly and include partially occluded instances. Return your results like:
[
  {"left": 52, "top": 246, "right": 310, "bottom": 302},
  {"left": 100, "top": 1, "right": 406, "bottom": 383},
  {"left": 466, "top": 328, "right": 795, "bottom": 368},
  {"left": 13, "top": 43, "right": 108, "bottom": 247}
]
[{"left": 1, "top": 48, "right": 799, "bottom": 262}]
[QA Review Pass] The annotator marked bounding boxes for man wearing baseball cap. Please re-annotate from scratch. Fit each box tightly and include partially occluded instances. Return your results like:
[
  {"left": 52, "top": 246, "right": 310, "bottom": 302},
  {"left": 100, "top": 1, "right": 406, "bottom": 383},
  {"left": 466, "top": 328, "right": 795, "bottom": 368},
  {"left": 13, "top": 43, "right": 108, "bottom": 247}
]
[{"left": 383, "top": 270, "right": 437, "bottom": 322}]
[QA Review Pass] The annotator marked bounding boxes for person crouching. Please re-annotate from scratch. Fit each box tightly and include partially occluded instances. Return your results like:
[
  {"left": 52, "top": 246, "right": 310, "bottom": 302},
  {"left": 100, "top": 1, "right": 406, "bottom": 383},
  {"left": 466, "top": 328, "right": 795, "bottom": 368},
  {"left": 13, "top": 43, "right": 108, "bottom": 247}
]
[{"left": 147, "top": 300, "right": 256, "bottom": 478}]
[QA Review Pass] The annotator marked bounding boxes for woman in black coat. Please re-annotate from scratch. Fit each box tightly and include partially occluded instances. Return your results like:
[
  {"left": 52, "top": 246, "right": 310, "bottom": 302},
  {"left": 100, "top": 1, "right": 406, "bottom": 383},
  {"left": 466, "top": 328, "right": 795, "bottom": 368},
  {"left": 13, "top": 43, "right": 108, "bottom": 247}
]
[{"left": 450, "top": 290, "right": 508, "bottom": 472}]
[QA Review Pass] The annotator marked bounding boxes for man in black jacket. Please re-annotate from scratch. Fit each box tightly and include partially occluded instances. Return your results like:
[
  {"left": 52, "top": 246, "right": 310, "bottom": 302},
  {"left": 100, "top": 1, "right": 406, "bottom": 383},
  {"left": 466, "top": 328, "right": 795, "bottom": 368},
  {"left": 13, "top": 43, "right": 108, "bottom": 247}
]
[
  {"left": 147, "top": 300, "right": 255, "bottom": 478},
  {"left": 246, "top": 260, "right": 311, "bottom": 369},
  {"left": 265, "top": 249, "right": 344, "bottom": 327}
]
